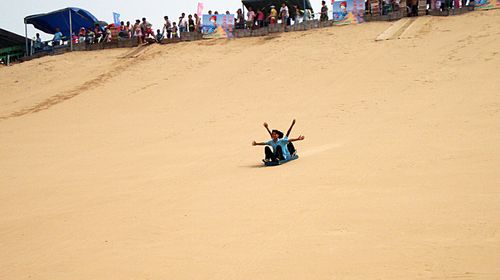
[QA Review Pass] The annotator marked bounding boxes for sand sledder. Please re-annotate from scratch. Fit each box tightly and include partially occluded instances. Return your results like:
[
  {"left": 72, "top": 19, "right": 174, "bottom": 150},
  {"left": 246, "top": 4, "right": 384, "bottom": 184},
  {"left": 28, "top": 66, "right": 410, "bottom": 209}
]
[{"left": 252, "top": 119, "right": 305, "bottom": 166}]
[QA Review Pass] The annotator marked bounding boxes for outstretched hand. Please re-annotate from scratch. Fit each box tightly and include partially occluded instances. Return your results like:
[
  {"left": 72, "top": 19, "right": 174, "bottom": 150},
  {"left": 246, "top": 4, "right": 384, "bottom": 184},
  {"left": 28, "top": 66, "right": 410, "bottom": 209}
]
[
  {"left": 298, "top": 135, "right": 305, "bottom": 140},
  {"left": 263, "top": 122, "right": 268, "bottom": 128},
  {"left": 292, "top": 119, "right": 296, "bottom": 125},
  {"left": 252, "top": 141, "right": 257, "bottom": 146}
]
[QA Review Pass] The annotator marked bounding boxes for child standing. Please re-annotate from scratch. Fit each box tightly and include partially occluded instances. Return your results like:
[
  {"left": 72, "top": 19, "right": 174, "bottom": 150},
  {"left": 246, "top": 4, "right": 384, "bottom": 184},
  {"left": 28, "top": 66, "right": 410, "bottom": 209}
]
[{"left": 172, "top": 22, "right": 179, "bottom": 38}]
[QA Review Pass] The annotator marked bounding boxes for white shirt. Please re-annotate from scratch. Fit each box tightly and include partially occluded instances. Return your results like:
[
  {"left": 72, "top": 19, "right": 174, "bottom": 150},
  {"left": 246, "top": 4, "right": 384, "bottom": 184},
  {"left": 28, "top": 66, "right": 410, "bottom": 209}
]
[
  {"left": 247, "top": 11, "right": 256, "bottom": 21},
  {"left": 180, "top": 17, "right": 188, "bottom": 28},
  {"left": 280, "top": 6, "right": 289, "bottom": 18},
  {"left": 164, "top": 19, "right": 172, "bottom": 31}
]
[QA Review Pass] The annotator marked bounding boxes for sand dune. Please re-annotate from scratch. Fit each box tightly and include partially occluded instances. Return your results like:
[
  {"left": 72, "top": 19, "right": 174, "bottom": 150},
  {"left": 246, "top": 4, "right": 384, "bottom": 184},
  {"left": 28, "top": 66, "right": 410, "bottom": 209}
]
[{"left": 1, "top": 10, "right": 499, "bottom": 279}]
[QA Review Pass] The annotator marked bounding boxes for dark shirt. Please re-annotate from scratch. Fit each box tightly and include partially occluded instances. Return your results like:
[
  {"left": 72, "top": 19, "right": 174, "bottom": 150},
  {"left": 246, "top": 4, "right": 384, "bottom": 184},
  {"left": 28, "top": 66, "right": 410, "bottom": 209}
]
[
  {"left": 320, "top": 6, "right": 329, "bottom": 20},
  {"left": 188, "top": 19, "right": 195, "bottom": 32}
]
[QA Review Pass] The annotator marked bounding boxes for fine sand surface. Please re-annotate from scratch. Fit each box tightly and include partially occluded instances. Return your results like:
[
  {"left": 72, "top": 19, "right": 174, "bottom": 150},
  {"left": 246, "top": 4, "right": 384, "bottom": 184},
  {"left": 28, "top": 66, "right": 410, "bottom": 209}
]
[{"left": 1, "top": 10, "right": 499, "bottom": 279}]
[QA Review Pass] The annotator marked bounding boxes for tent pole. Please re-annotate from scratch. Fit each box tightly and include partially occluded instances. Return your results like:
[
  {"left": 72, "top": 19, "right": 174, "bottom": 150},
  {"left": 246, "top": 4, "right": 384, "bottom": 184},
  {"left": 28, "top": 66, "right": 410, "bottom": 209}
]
[
  {"left": 24, "top": 22, "right": 29, "bottom": 57},
  {"left": 303, "top": 0, "right": 307, "bottom": 21},
  {"left": 69, "top": 9, "right": 73, "bottom": 51},
  {"left": 242, "top": 3, "right": 245, "bottom": 27}
]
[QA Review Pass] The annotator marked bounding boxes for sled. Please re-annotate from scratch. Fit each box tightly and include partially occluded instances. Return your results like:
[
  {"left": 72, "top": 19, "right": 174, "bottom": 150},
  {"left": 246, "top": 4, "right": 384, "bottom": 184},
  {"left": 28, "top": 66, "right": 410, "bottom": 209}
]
[{"left": 264, "top": 154, "right": 299, "bottom": 166}]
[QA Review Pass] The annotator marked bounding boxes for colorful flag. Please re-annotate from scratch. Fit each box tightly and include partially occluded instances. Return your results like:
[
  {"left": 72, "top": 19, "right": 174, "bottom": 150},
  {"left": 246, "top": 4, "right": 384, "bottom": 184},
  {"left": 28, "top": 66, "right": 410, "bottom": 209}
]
[
  {"left": 332, "top": 0, "right": 364, "bottom": 25},
  {"left": 197, "top": 3, "right": 204, "bottom": 17},
  {"left": 202, "top": 14, "right": 234, "bottom": 39},
  {"left": 113, "top": 12, "right": 121, "bottom": 26}
]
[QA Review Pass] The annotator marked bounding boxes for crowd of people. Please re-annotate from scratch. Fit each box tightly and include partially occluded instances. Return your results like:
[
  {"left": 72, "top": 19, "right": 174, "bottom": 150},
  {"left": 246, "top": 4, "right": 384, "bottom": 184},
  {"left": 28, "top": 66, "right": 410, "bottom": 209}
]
[
  {"left": 373, "top": 0, "right": 475, "bottom": 16},
  {"left": 41, "top": 0, "right": 473, "bottom": 49},
  {"left": 44, "top": 2, "right": 326, "bottom": 47}
]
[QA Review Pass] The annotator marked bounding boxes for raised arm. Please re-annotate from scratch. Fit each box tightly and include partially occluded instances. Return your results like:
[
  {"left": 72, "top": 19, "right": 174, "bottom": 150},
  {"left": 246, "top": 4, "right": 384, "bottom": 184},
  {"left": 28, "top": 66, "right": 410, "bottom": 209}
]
[
  {"left": 289, "top": 135, "right": 305, "bottom": 142},
  {"left": 286, "top": 119, "right": 296, "bottom": 137},
  {"left": 263, "top": 122, "right": 272, "bottom": 137}
]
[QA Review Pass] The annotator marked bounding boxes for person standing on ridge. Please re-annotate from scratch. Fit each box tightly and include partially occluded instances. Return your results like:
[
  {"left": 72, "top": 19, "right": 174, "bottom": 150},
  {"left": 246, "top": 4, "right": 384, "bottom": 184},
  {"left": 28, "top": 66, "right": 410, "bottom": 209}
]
[
  {"left": 320, "top": 1, "right": 329, "bottom": 21},
  {"left": 269, "top": 5, "right": 278, "bottom": 24},
  {"left": 188, "top": 14, "right": 195, "bottom": 32},
  {"left": 163, "top": 16, "right": 172, "bottom": 39},
  {"left": 280, "top": 2, "right": 290, "bottom": 30},
  {"left": 247, "top": 7, "right": 256, "bottom": 29}
]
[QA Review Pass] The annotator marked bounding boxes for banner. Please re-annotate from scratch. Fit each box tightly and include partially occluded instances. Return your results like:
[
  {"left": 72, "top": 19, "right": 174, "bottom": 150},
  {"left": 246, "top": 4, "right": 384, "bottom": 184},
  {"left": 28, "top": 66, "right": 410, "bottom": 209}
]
[
  {"left": 202, "top": 14, "right": 234, "bottom": 38},
  {"left": 197, "top": 3, "right": 204, "bottom": 17},
  {"left": 332, "top": 0, "right": 364, "bottom": 25},
  {"left": 113, "top": 12, "right": 121, "bottom": 26},
  {"left": 475, "top": 0, "right": 500, "bottom": 9}
]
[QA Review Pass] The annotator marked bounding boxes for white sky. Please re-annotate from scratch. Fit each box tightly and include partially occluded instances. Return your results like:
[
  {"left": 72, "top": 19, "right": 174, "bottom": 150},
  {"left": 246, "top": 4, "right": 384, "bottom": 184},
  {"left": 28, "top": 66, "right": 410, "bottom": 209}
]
[{"left": 1, "top": 0, "right": 322, "bottom": 40}]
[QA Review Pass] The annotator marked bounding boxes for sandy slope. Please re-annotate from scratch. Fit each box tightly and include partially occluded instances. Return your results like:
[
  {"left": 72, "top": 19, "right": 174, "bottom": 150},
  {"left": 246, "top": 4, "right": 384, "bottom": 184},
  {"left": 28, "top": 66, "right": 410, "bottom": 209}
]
[{"left": 1, "top": 10, "right": 499, "bottom": 280}]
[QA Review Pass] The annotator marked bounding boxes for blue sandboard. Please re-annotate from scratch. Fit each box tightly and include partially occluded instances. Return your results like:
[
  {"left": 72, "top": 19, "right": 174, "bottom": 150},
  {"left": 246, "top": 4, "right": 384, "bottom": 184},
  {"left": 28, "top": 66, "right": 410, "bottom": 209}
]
[{"left": 264, "top": 155, "right": 299, "bottom": 166}]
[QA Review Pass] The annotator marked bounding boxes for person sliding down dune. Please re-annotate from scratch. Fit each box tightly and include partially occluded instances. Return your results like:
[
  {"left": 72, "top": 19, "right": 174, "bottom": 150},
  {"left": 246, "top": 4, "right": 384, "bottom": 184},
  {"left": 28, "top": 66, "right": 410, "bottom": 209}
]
[{"left": 252, "top": 119, "right": 305, "bottom": 163}]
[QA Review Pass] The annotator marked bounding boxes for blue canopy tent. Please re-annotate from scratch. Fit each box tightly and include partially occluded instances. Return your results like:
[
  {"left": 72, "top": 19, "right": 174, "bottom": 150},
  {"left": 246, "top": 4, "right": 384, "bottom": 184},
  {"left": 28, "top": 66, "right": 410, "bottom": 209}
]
[{"left": 24, "top": 7, "right": 99, "bottom": 54}]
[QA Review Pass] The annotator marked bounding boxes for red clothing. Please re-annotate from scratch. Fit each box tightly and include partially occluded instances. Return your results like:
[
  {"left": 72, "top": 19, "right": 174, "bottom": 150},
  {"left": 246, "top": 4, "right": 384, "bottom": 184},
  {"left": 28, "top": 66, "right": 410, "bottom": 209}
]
[{"left": 257, "top": 11, "right": 265, "bottom": 21}]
